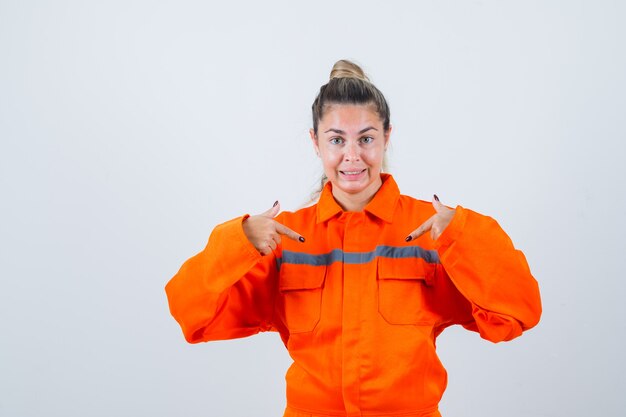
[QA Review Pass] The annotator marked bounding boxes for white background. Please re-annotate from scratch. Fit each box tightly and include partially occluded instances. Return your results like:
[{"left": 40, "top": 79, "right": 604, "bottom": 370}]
[{"left": 1, "top": 1, "right": 625, "bottom": 416}]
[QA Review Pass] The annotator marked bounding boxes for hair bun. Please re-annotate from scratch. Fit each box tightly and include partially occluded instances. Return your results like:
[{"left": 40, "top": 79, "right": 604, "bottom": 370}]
[{"left": 329, "top": 59, "right": 369, "bottom": 82}]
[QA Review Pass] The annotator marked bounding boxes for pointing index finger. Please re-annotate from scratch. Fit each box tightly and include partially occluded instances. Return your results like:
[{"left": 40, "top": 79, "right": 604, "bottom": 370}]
[
  {"left": 405, "top": 216, "right": 434, "bottom": 242},
  {"left": 275, "top": 221, "right": 306, "bottom": 243}
]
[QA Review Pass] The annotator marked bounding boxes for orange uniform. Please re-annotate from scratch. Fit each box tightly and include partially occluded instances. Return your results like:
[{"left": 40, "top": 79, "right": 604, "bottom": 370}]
[{"left": 165, "top": 174, "right": 542, "bottom": 417}]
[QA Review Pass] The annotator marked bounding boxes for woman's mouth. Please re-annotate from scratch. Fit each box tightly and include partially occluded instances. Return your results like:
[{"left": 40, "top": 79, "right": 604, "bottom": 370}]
[{"left": 339, "top": 169, "right": 367, "bottom": 180}]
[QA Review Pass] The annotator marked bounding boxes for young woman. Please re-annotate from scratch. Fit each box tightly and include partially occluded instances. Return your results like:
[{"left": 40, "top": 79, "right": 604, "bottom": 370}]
[{"left": 165, "top": 60, "right": 542, "bottom": 417}]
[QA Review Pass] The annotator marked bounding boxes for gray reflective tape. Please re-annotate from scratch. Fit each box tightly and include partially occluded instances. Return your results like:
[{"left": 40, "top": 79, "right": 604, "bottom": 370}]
[
  {"left": 375, "top": 245, "right": 440, "bottom": 264},
  {"left": 281, "top": 249, "right": 343, "bottom": 266},
  {"left": 344, "top": 251, "right": 376, "bottom": 264},
  {"left": 278, "top": 245, "right": 439, "bottom": 269}
]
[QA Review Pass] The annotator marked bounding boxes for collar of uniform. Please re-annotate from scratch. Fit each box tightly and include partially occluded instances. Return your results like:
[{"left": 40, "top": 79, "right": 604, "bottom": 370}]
[
  {"left": 316, "top": 173, "right": 399, "bottom": 224},
  {"left": 364, "top": 173, "right": 398, "bottom": 223}
]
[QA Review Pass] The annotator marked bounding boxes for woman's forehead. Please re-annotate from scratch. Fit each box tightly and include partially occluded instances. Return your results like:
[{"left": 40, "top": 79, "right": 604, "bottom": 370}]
[{"left": 319, "top": 103, "right": 383, "bottom": 130}]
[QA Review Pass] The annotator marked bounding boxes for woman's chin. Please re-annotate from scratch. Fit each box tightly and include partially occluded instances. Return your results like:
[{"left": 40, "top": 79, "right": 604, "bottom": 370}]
[{"left": 334, "top": 176, "right": 380, "bottom": 196}]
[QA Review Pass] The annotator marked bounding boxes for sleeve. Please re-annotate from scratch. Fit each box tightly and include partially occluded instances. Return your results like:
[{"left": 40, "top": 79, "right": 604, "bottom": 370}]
[
  {"left": 434, "top": 206, "right": 542, "bottom": 343},
  {"left": 165, "top": 215, "right": 278, "bottom": 344}
]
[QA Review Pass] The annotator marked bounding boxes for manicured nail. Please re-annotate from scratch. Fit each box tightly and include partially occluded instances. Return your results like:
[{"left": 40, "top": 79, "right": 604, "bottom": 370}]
[
  {"left": 273, "top": 200, "right": 279, "bottom": 207},
  {"left": 299, "top": 236, "right": 305, "bottom": 243},
  {"left": 434, "top": 194, "right": 440, "bottom": 202},
  {"left": 405, "top": 236, "right": 412, "bottom": 242}
]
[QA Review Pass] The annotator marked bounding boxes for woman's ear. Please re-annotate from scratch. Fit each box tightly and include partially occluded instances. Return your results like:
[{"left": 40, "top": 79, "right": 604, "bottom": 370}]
[
  {"left": 384, "top": 124, "right": 393, "bottom": 150},
  {"left": 310, "top": 128, "right": 320, "bottom": 157}
]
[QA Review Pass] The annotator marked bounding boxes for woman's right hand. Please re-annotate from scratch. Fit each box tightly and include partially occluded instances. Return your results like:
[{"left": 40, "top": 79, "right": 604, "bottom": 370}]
[{"left": 243, "top": 201, "right": 305, "bottom": 256}]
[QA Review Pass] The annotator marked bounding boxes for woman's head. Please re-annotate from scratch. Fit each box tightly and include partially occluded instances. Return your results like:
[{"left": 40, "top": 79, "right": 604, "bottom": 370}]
[{"left": 310, "top": 60, "right": 392, "bottom": 210}]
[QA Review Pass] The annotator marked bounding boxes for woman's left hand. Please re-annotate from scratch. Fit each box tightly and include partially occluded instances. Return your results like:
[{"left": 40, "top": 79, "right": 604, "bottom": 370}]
[{"left": 405, "top": 195, "right": 456, "bottom": 242}]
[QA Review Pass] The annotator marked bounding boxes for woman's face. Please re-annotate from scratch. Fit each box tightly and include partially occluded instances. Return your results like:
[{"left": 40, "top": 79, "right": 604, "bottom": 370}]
[{"left": 310, "top": 104, "right": 391, "bottom": 208}]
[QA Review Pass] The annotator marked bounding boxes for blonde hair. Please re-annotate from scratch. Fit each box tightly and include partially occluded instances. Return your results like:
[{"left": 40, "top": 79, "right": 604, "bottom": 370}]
[
  {"left": 311, "top": 60, "right": 390, "bottom": 135},
  {"left": 329, "top": 59, "right": 369, "bottom": 81}
]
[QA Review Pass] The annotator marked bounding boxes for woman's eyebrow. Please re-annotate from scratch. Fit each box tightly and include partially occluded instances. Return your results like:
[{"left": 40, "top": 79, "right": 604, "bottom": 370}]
[{"left": 324, "top": 126, "right": 379, "bottom": 134}]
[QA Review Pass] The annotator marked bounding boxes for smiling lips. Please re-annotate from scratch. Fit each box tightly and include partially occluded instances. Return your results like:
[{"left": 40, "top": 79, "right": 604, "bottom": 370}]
[{"left": 339, "top": 169, "right": 367, "bottom": 180}]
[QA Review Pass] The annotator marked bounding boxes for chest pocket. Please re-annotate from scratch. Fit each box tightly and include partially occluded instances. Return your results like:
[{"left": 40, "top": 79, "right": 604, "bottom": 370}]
[
  {"left": 377, "top": 257, "right": 437, "bottom": 325},
  {"left": 278, "top": 264, "right": 327, "bottom": 334}
]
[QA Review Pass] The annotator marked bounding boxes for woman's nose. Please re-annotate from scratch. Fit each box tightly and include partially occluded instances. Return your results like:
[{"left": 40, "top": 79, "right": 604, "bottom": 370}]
[{"left": 344, "top": 142, "right": 360, "bottom": 161}]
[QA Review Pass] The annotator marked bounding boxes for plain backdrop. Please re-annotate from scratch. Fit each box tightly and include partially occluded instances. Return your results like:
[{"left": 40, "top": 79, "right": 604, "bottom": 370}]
[{"left": 1, "top": 1, "right": 625, "bottom": 416}]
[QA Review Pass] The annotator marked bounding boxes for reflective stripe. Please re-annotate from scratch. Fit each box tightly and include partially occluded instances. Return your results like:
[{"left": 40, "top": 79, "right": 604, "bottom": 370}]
[{"left": 277, "top": 245, "right": 439, "bottom": 269}]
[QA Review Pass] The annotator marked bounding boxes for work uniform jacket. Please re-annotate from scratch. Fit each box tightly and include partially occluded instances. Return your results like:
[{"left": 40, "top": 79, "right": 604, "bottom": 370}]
[{"left": 165, "top": 174, "right": 542, "bottom": 417}]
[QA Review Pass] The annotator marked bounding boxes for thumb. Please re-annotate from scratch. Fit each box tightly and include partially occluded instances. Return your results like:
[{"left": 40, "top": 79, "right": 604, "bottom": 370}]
[
  {"left": 261, "top": 200, "right": 280, "bottom": 218},
  {"left": 432, "top": 194, "right": 444, "bottom": 213}
]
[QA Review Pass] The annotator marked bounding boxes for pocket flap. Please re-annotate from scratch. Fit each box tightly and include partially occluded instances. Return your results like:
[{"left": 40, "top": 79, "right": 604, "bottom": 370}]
[
  {"left": 377, "top": 257, "right": 435, "bottom": 286},
  {"left": 279, "top": 264, "right": 327, "bottom": 291}
]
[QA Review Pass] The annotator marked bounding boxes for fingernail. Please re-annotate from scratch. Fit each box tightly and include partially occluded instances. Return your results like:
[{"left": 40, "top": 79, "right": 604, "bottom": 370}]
[
  {"left": 434, "top": 194, "right": 440, "bottom": 202},
  {"left": 273, "top": 200, "right": 279, "bottom": 207},
  {"left": 405, "top": 236, "right": 412, "bottom": 242},
  {"left": 299, "top": 236, "right": 305, "bottom": 243}
]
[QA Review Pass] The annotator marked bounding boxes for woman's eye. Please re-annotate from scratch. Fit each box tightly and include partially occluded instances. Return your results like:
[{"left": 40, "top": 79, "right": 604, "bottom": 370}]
[
  {"left": 330, "top": 137, "right": 344, "bottom": 145},
  {"left": 360, "top": 136, "right": 374, "bottom": 144}
]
